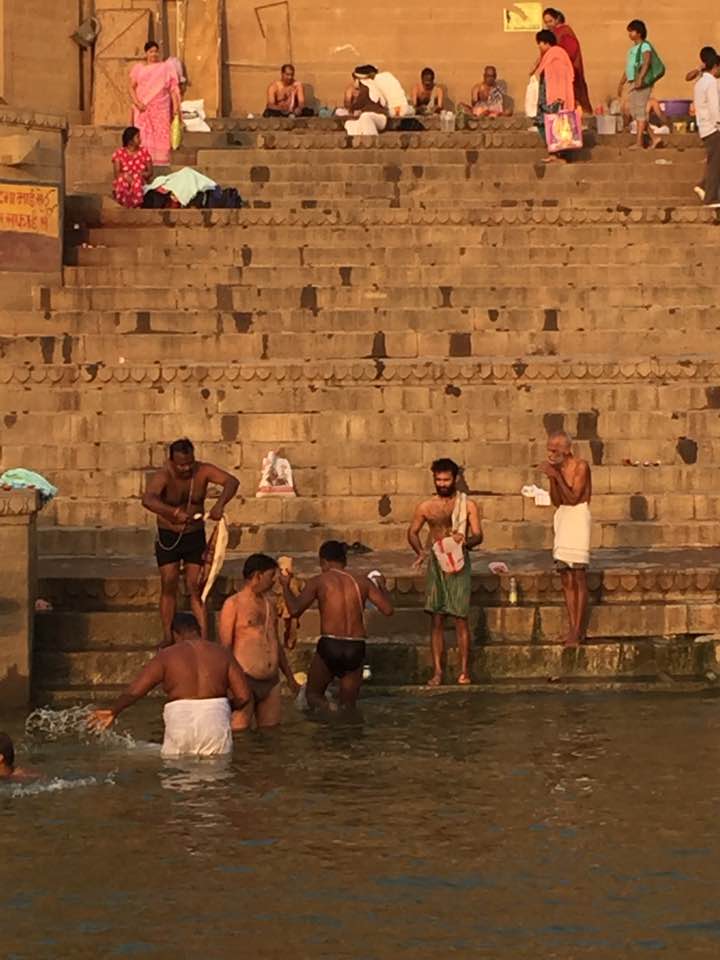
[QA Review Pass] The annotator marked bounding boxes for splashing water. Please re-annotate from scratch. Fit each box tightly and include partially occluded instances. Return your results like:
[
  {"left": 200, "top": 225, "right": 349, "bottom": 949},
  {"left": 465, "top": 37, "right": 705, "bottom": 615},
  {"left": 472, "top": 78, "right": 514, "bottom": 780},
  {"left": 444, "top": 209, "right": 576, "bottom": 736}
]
[
  {"left": 25, "top": 706, "right": 136, "bottom": 748},
  {"left": 9, "top": 773, "right": 116, "bottom": 799}
]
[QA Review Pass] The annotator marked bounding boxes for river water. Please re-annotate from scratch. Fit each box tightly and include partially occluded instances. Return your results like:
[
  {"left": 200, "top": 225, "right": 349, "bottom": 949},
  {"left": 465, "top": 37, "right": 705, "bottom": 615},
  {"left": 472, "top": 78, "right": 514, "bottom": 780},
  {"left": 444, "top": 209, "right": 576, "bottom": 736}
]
[{"left": 2, "top": 691, "right": 720, "bottom": 959}]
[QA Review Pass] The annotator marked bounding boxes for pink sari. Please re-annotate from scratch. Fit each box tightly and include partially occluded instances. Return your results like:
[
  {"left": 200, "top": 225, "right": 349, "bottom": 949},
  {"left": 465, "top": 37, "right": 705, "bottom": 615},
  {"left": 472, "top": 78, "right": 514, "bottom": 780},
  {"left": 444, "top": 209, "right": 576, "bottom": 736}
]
[{"left": 130, "top": 61, "right": 179, "bottom": 165}]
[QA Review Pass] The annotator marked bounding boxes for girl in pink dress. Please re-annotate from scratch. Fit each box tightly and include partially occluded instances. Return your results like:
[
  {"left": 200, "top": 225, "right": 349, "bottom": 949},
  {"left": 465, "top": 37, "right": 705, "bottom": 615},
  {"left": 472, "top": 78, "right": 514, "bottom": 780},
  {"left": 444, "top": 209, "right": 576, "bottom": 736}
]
[
  {"left": 128, "top": 41, "right": 180, "bottom": 165},
  {"left": 112, "top": 127, "right": 153, "bottom": 208}
]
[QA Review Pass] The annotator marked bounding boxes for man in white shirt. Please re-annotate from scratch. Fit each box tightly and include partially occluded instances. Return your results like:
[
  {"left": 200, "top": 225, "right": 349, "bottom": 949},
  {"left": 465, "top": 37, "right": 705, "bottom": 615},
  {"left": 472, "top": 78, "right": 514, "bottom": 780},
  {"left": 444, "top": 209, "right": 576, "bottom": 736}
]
[{"left": 693, "top": 48, "right": 720, "bottom": 206}]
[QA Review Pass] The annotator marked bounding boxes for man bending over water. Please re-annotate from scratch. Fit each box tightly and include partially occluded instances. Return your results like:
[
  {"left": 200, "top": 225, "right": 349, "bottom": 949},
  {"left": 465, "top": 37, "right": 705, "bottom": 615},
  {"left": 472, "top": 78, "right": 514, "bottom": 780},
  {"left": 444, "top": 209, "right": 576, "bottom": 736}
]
[
  {"left": 219, "top": 553, "right": 300, "bottom": 730},
  {"left": 540, "top": 431, "right": 592, "bottom": 647},
  {"left": 142, "top": 437, "right": 239, "bottom": 646},
  {"left": 90, "top": 613, "right": 250, "bottom": 757},
  {"left": 0, "top": 733, "right": 35, "bottom": 781},
  {"left": 408, "top": 458, "right": 483, "bottom": 686},
  {"left": 280, "top": 540, "right": 393, "bottom": 710}
]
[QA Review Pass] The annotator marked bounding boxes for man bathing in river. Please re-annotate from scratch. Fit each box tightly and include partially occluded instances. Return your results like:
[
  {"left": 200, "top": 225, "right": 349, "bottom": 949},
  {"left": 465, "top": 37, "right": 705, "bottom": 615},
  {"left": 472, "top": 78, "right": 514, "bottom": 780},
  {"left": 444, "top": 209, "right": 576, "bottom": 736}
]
[
  {"left": 540, "top": 432, "right": 592, "bottom": 647},
  {"left": 90, "top": 612, "right": 250, "bottom": 756},
  {"left": 0, "top": 732, "right": 36, "bottom": 781},
  {"left": 219, "top": 553, "right": 300, "bottom": 730},
  {"left": 142, "top": 437, "right": 239, "bottom": 646},
  {"left": 408, "top": 458, "right": 483, "bottom": 686},
  {"left": 280, "top": 540, "right": 393, "bottom": 710}
]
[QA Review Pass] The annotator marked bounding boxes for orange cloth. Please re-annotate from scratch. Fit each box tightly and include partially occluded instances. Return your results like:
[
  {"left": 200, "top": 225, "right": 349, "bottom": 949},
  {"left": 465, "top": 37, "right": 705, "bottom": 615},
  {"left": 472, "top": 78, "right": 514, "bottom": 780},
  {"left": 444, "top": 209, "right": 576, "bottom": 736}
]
[{"left": 539, "top": 45, "right": 576, "bottom": 111}]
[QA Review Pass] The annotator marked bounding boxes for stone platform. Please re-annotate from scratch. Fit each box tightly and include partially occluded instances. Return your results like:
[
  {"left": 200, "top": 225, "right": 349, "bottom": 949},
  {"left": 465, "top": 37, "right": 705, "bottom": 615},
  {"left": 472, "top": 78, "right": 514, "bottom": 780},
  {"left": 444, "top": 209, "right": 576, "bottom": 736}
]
[{"left": 32, "top": 547, "right": 720, "bottom": 703}]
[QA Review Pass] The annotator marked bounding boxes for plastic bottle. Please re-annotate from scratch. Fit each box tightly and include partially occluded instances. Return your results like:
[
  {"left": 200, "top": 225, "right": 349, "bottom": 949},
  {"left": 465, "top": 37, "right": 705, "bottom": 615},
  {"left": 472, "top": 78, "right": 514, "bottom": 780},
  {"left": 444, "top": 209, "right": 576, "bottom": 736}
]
[{"left": 508, "top": 576, "right": 518, "bottom": 606}]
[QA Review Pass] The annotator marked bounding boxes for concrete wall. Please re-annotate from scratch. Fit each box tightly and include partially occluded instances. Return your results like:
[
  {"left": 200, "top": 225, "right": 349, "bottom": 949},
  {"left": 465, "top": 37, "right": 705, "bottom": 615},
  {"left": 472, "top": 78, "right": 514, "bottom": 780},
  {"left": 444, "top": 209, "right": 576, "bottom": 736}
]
[
  {"left": 224, "top": 0, "right": 719, "bottom": 114},
  {"left": 2, "top": 0, "right": 80, "bottom": 115}
]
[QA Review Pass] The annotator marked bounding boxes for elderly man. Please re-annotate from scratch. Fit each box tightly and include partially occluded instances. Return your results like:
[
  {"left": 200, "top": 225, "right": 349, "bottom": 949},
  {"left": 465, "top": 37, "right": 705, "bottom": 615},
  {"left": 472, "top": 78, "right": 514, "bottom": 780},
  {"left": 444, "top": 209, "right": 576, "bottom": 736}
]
[
  {"left": 466, "top": 66, "right": 509, "bottom": 116},
  {"left": 90, "top": 612, "right": 250, "bottom": 756},
  {"left": 540, "top": 432, "right": 592, "bottom": 647},
  {"left": 408, "top": 458, "right": 483, "bottom": 686}
]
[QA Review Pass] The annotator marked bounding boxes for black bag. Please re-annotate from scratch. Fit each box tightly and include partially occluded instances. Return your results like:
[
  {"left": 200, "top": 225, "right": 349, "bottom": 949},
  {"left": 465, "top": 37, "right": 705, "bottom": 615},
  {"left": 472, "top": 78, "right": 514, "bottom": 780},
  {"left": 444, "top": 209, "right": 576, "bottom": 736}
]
[{"left": 142, "top": 189, "right": 171, "bottom": 209}]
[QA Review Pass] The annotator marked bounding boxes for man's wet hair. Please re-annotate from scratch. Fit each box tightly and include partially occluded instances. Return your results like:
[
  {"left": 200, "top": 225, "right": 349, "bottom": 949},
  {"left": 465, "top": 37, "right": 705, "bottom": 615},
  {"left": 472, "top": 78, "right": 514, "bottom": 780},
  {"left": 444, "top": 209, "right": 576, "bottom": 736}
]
[
  {"left": 548, "top": 430, "right": 573, "bottom": 445},
  {"left": 171, "top": 612, "right": 201, "bottom": 637},
  {"left": 627, "top": 19, "right": 647, "bottom": 40},
  {"left": 421, "top": 67, "right": 435, "bottom": 80},
  {"left": 281, "top": 63, "right": 294, "bottom": 73},
  {"left": 169, "top": 437, "right": 194, "bottom": 459},
  {"left": 0, "top": 732, "right": 15, "bottom": 769},
  {"left": 243, "top": 553, "right": 279, "bottom": 579},
  {"left": 535, "top": 29, "right": 557, "bottom": 45},
  {"left": 319, "top": 540, "right": 347, "bottom": 565},
  {"left": 431, "top": 457, "right": 460, "bottom": 478},
  {"left": 122, "top": 126, "right": 140, "bottom": 147}
]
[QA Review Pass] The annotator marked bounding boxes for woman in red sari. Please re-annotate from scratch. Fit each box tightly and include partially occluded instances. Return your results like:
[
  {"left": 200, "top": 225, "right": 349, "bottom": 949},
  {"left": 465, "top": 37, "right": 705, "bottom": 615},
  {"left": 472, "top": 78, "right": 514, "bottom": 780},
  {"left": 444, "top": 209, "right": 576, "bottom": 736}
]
[
  {"left": 112, "top": 126, "right": 153, "bottom": 208},
  {"left": 543, "top": 8, "right": 592, "bottom": 114}
]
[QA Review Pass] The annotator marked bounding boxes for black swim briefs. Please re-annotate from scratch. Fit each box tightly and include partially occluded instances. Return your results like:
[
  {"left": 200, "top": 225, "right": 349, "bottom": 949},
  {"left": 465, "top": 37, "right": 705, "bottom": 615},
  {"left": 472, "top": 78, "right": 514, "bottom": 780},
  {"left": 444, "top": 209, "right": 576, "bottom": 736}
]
[
  {"left": 317, "top": 635, "right": 367, "bottom": 678},
  {"left": 155, "top": 527, "right": 207, "bottom": 568}
]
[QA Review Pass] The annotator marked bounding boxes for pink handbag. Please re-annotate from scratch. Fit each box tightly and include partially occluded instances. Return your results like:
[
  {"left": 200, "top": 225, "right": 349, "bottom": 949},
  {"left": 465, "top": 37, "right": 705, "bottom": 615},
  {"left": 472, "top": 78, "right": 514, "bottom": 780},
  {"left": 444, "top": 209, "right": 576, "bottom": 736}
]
[
  {"left": 544, "top": 108, "right": 583, "bottom": 153},
  {"left": 432, "top": 536, "right": 465, "bottom": 574}
]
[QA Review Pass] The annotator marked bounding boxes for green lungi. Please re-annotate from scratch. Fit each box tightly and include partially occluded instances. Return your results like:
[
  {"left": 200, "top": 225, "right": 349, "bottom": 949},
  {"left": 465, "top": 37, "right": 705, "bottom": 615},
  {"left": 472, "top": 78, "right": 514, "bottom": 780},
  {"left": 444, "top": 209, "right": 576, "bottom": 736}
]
[{"left": 424, "top": 549, "right": 472, "bottom": 619}]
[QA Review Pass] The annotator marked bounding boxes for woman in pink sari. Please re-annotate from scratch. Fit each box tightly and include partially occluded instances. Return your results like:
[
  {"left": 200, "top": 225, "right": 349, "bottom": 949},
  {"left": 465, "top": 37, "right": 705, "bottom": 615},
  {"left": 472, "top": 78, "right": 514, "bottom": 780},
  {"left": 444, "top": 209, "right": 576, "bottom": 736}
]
[
  {"left": 534, "top": 30, "right": 577, "bottom": 163},
  {"left": 543, "top": 8, "right": 592, "bottom": 115},
  {"left": 128, "top": 41, "right": 180, "bottom": 166}
]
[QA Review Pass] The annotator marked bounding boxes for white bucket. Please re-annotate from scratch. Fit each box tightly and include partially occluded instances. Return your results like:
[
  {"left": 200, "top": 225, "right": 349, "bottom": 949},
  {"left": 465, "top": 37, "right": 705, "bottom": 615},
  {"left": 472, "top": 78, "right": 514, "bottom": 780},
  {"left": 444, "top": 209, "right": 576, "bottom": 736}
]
[{"left": 596, "top": 115, "right": 617, "bottom": 135}]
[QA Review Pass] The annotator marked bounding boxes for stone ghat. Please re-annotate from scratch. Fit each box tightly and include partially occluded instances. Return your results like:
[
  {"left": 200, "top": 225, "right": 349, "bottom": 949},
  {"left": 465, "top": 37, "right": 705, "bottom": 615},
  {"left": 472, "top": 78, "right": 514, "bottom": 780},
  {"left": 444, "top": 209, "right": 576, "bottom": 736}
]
[{"left": 32, "top": 548, "right": 720, "bottom": 702}]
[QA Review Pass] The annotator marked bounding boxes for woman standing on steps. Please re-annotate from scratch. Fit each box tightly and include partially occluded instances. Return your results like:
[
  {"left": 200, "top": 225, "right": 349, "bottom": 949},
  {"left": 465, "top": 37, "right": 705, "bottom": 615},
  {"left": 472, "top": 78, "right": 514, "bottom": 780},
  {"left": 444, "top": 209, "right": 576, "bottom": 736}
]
[
  {"left": 542, "top": 8, "right": 592, "bottom": 115},
  {"left": 128, "top": 41, "right": 181, "bottom": 166},
  {"left": 534, "top": 29, "right": 577, "bottom": 164}
]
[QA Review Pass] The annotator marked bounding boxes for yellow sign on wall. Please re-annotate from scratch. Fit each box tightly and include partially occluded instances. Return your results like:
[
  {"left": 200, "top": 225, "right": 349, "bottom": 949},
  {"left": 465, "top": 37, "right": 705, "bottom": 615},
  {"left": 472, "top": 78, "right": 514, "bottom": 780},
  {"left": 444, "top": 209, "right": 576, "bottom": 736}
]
[
  {"left": 504, "top": 2, "right": 543, "bottom": 32},
  {"left": 0, "top": 183, "right": 59, "bottom": 238}
]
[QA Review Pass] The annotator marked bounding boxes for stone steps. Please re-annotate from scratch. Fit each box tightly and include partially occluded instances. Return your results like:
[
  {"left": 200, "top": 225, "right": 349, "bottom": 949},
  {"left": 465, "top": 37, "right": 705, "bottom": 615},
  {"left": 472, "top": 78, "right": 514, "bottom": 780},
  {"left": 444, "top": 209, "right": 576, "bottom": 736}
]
[
  {"left": 1, "top": 330, "right": 715, "bottom": 365},
  {"left": 61, "top": 262, "right": 714, "bottom": 288},
  {"left": 36, "top": 282, "right": 720, "bottom": 312},
  {"left": 34, "top": 518, "right": 720, "bottom": 556},
  {"left": 4, "top": 306, "right": 720, "bottom": 337}
]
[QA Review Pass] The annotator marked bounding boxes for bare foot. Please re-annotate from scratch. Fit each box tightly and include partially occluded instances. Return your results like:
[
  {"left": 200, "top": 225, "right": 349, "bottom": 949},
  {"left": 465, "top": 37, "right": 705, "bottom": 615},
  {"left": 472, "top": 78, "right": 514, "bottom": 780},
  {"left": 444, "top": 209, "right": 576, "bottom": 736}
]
[
  {"left": 542, "top": 155, "right": 566, "bottom": 164},
  {"left": 427, "top": 673, "right": 443, "bottom": 687},
  {"left": 457, "top": 673, "right": 472, "bottom": 685},
  {"left": 557, "top": 632, "right": 578, "bottom": 647}
]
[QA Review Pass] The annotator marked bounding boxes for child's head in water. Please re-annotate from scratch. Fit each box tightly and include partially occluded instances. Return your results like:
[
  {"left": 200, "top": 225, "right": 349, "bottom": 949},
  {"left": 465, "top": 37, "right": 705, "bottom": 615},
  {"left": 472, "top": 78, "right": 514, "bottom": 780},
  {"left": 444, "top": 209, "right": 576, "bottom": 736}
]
[{"left": 0, "top": 732, "right": 15, "bottom": 777}]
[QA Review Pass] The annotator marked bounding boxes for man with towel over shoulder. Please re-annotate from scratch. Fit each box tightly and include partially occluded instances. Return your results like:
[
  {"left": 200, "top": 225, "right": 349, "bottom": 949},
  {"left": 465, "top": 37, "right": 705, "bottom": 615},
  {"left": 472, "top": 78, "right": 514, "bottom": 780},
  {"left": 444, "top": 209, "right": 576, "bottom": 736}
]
[
  {"left": 408, "top": 458, "right": 483, "bottom": 686},
  {"left": 541, "top": 432, "right": 592, "bottom": 647}
]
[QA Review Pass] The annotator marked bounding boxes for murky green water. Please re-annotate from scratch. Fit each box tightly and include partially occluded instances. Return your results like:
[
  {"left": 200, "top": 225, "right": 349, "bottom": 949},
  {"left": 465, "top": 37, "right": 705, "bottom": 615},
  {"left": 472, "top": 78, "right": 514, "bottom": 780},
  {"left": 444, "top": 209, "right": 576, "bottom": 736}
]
[{"left": 2, "top": 692, "right": 720, "bottom": 958}]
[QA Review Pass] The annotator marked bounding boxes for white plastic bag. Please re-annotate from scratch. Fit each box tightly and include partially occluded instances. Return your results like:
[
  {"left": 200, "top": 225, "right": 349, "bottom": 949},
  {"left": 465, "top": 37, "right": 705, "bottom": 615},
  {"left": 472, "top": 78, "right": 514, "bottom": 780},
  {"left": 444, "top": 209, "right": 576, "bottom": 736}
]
[
  {"left": 256, "top": 450, "right": 296, "bottom": 497},
  {"left": 181, "top": 98, "right": 211, "bottom": 133},
  {"left": 525, "top": 76, "right": 539, "bottom": 118}
]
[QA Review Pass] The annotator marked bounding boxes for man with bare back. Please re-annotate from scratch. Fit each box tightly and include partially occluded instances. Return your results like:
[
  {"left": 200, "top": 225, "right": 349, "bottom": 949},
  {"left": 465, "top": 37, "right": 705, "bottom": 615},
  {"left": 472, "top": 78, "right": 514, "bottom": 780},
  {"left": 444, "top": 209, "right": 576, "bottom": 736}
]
[
  {"left": 218, "top": 553, "right": 300, "bottom": 730},
  {"left": 408, "top": 458, "right": 483, "bottom": 686},
  {"left": 90, "top": 612, "right": 250, "bottom": 757},
  {"left": 142, "top": 437, "right": 239, "bottom": 646},
  {"left": 540, "top": 432, "right": 592, "bottom": 647},
  {"left": 280, "top": 540, "right": 393, "bottom": 710}
]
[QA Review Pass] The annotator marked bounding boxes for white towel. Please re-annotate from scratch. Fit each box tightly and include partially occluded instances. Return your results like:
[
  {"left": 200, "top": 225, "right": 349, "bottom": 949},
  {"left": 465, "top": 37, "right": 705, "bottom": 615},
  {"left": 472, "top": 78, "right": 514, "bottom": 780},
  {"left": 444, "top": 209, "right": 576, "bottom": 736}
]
[
  {"left": 451, "top": 491, "right": 468, "bottom": 534},
  {"left": 521, "top": 484, "right": 552, "bottom": 507},
  {"left": 162, "top": 698, "right": 232, "bottom": 758},
  {"left": 553, "top": 503, "right": 592, "bottom": 567}
]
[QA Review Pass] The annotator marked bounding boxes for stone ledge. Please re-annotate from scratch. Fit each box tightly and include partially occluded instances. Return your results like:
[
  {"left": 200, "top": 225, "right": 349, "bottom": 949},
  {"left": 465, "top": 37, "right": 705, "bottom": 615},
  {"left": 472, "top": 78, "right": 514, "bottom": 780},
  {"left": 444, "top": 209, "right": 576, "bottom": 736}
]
[
  {"left": 5, "top": 356, "right": 719, "bottom": 386},
  {"left": 0, "top": 107, "right": 68, "bottom": 131},
  {"left": 0, "top": 489, "right": 40, "bottom": 517}
]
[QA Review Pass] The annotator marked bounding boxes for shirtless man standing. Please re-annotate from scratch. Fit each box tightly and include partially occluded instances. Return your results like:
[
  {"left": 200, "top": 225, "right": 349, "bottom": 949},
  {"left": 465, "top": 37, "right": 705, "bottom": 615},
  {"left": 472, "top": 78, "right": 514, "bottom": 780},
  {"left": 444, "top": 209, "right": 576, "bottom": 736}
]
[
  {"left": 408, "top": 458, "right": 483, "bottom": 686},
  {"left": 218, "top": 553, "right": 300, "bottom": 730},
  {"left": 264, "top": 63, "right": 311, "bottom": 117},
  {"left": 280, "top": 540, "right": 393, "bottom": 710},
  {"left": 142, "top": 437, "right": 239, "bottom": 646},
  {"left": 540, "top": 432, "right": 592, "bottom": 647},
  {"left": 90, "top": 612, "right": 250, "bottom": 757}
]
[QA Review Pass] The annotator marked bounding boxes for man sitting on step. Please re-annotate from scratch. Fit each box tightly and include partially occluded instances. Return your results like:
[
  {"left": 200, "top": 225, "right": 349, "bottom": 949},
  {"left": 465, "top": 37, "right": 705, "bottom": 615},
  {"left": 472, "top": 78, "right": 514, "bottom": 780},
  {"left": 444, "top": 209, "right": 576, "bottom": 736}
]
[
  {"left": 408, "top": 458, "right": 483, "bottom": 686},
  {"left": 540, "top": 431, "right": 592, "bottom": 647},
  {"left": 264, "top": 63, "right": 314, "bottom": 117},
  {"left": 280, "top": 540, "right": 393, "bottom": 710},
  {"left": 89, "top": 612, "right": 250, "bottom": 757}
]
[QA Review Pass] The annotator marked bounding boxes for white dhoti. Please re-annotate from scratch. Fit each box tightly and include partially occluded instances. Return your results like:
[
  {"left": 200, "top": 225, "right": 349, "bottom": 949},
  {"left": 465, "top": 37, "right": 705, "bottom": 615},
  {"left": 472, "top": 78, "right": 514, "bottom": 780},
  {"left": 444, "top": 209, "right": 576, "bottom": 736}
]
[
  {"left": 344, "top": 112, "right": 388, "bottom": 136},
  {"left": 553, "top": 502, "right": 591, "bottom": 568},
  {"left": 162, "top": 698, "right": 232, "bottom": 758}
]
